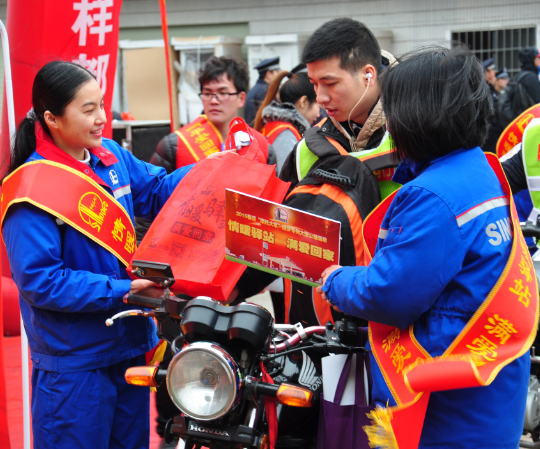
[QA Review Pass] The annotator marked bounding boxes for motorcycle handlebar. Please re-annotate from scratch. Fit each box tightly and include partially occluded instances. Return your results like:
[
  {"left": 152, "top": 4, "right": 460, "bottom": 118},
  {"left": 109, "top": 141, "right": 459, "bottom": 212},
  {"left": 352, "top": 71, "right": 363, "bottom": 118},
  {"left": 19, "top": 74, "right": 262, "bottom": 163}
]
[
  {"left": 124, "top": 294, "right": 164, "bottom": 310},
  {"left": 521, "top": 221, "right": 540, "bottom": 239},
  {"left": 270, "top": 326, "right": 326, "bottom": 353}
]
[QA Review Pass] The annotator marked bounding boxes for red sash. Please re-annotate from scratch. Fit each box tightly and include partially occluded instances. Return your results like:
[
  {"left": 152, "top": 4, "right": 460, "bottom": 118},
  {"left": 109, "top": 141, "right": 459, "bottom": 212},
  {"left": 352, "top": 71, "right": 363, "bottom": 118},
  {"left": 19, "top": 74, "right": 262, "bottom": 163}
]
[
  {"left": 496, "top": 104, "right": 540, "bottom": 158},
  {"left": 362, "top": 153, "right": 539, "bottom": 448},
  {"left": 262, "top": 121, "right": 302, "bottom": 145},
  {"left": 1, "top": 160, "right": 137, "bottom": 267},
  {"left": 175, "top": 115, "right": 223, "bottom": 168}
]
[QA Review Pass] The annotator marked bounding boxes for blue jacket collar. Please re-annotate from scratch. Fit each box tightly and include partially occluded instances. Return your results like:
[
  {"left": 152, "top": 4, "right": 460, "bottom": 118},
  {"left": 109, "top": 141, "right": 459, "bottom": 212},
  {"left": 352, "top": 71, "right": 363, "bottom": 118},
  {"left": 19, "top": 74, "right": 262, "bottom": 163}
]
[{"left": 392, "top": 147, "right": 477, "bottom": 184}]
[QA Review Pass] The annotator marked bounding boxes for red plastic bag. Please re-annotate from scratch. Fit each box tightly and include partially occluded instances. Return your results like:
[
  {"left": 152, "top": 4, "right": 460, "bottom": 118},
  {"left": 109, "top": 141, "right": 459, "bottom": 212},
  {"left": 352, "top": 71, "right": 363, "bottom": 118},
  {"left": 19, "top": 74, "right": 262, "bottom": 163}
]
[{"left": 130, "top": 118, "right": 290, "bottom": 301}]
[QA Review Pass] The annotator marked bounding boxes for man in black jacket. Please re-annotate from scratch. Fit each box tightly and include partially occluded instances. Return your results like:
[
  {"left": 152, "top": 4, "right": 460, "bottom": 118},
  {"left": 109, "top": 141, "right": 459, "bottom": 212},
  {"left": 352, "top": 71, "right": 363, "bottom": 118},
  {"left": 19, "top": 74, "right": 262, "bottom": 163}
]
[
  {"left": 518, "top": 47, "right": 540, "bottom": 104},
  {"left": 235, "top": 18, "right": 398, "bottom": 327}
]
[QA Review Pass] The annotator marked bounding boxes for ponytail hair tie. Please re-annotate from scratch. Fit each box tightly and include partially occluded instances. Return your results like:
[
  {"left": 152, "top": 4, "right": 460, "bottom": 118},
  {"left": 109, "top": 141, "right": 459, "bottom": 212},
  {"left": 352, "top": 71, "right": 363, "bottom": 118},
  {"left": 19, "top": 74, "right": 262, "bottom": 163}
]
[{"left": 26, "top": 107, "right": 37, "bottom": 122}]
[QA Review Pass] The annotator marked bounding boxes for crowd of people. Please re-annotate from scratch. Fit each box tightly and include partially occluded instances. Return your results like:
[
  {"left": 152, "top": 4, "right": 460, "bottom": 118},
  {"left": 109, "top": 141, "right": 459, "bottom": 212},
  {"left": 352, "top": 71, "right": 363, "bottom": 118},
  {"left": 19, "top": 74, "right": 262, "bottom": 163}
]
[{"left": 2, "top": 15, "right": 540, "bottom": 449}]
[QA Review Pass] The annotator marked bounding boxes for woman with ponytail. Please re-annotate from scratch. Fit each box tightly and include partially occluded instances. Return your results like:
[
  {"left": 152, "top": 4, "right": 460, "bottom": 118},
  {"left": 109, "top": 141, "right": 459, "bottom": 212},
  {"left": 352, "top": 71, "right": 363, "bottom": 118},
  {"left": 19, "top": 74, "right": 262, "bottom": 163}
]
[
  {"left": 1, "top": 61, "right": 204, "bottom": 449},
  {"left": 254, "top": 64, "right": 320, "bottom": 173}
]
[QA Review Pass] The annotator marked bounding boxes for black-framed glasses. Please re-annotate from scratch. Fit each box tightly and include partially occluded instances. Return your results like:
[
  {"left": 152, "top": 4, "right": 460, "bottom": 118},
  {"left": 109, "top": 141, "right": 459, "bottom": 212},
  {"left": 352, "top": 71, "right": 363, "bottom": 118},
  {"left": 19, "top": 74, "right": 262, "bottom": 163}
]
[{"left": 198, "top": 92, "right": 239, "bottom": 102}]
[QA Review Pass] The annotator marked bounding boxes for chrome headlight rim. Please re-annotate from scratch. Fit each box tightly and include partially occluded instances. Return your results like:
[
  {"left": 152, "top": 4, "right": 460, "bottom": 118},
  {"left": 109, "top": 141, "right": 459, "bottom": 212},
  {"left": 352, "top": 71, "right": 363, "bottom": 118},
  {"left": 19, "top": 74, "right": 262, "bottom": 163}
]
[{"left": 166, "top": 341, "right": 242, "bottom": 421}]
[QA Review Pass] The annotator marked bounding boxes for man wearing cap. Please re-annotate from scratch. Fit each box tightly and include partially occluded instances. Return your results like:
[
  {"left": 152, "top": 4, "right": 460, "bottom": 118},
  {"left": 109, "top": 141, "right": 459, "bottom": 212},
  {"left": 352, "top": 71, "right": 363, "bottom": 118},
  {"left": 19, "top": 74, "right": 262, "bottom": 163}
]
[
  {"left": 481, "top": 57, "right": 503, "bottom": 154},
  {"left": 244, "top": 56, "right": 280, "bottom": 125},
  {"left": 494, "top": 68, "right": 510, "bottom": 93},
  {"left": 517, "top": 47, "right": 540, "bottom": 103}
]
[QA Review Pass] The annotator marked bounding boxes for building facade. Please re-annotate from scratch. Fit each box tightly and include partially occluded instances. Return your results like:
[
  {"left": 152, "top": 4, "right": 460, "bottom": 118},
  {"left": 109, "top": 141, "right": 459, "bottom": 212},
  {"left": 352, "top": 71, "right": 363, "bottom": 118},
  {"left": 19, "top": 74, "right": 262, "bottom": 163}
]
[{"left": 0, "top": 0, "right": 538, "bottom": 121}]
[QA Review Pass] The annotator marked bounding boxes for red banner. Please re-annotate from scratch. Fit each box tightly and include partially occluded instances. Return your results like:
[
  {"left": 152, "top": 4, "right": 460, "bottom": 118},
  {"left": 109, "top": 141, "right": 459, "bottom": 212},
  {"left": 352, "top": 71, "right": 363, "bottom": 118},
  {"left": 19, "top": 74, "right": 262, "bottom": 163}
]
[
  {"left": 2, "top": 0, "right": 123, "bottom": 172},
  {"left": 496, "top": 104, "right": 540, "bottom": 158},
  {"left": 225, "top": 189, "right": 341, "bottom": 287}
]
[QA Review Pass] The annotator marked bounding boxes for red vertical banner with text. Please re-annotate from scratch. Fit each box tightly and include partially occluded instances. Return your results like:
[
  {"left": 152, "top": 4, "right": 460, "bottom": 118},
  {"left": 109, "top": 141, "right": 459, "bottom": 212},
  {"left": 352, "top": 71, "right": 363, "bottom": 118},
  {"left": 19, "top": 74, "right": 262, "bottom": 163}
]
[{"left": 1, "top": 0, "right": 123, "bottom": 174}]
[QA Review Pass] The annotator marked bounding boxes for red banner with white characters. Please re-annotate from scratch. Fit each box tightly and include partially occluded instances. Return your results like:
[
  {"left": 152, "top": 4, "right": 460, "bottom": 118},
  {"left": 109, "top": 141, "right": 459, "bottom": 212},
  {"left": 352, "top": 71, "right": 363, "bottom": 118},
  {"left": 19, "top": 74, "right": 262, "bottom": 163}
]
[
  {"left": 225, "top": 189, "right": 341, "bottom": 287},
  {"left": 1, "top": 0, "right": 123, "bottom": 173}
]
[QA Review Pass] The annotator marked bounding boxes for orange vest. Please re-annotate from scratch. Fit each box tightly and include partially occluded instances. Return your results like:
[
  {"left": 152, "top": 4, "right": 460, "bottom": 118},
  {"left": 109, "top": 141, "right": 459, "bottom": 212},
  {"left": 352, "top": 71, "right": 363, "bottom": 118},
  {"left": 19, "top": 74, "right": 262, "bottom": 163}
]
[
  {"left": 175, "top": 115, "right": 223, "bottom": 168},
  {"left": 175, "top": 115, "right": 269, "bottom": 168},
  {"left": 262, "top": 121, "right": 302, "bottom": 145}
]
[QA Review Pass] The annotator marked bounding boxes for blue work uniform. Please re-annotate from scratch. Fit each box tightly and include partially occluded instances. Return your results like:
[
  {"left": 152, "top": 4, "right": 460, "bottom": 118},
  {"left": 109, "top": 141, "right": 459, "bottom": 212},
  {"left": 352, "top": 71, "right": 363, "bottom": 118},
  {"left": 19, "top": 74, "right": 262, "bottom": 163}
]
[
  {"left": 322, "top": 147, "right": 528, "bottom": 448},
  {"left": 3, "top": 137, "right": 193, "bottom": 449}
]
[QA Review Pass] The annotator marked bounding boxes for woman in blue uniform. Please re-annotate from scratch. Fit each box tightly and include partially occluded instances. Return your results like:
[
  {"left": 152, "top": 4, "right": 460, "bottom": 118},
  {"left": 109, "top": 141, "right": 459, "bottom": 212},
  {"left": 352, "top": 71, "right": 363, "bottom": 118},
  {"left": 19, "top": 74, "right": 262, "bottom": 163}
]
[
  {"left": 2, "top": 61, "right": 205, "bottom": 448},
  {"left": 319, "top": 47, "right": 529, "bottom": 448}
]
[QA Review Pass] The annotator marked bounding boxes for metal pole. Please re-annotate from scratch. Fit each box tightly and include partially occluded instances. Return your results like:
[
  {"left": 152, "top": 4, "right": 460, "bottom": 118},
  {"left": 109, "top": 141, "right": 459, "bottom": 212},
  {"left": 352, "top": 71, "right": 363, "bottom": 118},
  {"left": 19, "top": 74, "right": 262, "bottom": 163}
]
[{"left": 0, "top": 18, "right": 30, "bottom": 449}]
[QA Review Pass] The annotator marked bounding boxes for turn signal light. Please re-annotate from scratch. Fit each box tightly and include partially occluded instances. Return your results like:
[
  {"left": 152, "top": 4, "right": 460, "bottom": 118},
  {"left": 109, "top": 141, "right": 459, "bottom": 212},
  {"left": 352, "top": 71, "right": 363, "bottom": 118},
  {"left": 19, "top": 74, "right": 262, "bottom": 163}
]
[
  {"left": 276, "top": 383, "right": 313, "bottom": 407},
  {"left": 125, "top": 366, "right": 159, "bottom": 387}
]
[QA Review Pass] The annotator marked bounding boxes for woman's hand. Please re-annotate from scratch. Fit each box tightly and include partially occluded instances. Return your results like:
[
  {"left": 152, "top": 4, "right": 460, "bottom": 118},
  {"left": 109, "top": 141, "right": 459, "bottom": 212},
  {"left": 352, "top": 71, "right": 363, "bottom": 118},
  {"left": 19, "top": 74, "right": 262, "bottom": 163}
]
[
  {"left": 129, "top": 279, "right": 157, "bottom": 295},
  {"left": 206, "top": 150, "right": 237, "bottom": 160},
  {"left": 316, "top": 265, "right": 342, "bottom": 312}
]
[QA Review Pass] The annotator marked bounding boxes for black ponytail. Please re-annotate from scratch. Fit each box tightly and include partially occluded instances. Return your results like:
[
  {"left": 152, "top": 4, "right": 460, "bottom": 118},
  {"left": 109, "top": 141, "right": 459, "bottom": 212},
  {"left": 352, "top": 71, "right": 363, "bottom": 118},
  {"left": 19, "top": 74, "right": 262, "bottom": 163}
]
[
  {"left": 279, "top": 72, "right": 316, "bottom": 106},
  {"left": 6, "top": 61, "right": 96, "bottom": 177},
  {"left": 253, "top": 70, "right": 317, "bottom": 132}
]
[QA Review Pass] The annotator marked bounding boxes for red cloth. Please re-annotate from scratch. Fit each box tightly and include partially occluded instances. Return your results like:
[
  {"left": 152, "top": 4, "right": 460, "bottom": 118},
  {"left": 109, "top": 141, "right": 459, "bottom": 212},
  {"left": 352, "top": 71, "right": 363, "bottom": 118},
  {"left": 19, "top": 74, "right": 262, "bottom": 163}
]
[
  {"left": 260, "top": 362, "right": 277, "bottom": 449},
  {"left": 131, "top": 118, "right": 289, "bottom": 301},
  {"left": 0, "top": 275, "right": 12, "bottom": 448}
]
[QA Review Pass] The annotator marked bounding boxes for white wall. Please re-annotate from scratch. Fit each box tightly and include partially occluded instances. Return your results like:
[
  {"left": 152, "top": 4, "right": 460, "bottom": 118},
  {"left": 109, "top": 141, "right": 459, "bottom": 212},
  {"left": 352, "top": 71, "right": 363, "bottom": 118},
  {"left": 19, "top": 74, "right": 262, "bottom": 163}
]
[{"left": 120, "top": 0, "right": 540, "bottom": 56}]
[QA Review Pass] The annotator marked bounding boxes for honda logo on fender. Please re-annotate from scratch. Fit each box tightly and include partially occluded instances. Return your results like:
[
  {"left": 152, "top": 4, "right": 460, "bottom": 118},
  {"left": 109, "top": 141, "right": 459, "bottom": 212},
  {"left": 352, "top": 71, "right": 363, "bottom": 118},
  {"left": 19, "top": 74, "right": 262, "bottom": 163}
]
[
  {"left": 78, "top": 192, "right": 108, "bottom": 232},
  {"left": 189, "top": 423, "right": 230, "bottom": 437}
]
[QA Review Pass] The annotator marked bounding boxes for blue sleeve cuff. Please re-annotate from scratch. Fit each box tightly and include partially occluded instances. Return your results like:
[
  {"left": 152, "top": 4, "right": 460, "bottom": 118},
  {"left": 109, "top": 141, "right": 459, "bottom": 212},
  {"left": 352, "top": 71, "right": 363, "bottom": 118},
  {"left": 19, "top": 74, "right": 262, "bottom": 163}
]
[
  {"left": 322, "top": 266, "right": 368, "bottom": 315},
  {"left": 110, "top": 279, "right": 132, "bottom": 304}
]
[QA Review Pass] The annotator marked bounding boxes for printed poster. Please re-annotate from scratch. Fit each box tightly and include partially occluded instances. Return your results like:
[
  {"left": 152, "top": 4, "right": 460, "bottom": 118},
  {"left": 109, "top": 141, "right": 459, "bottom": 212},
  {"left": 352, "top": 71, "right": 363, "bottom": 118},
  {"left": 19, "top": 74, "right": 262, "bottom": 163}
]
[{"left": 225, "top": 189, "right": 341, "bottom": 287}]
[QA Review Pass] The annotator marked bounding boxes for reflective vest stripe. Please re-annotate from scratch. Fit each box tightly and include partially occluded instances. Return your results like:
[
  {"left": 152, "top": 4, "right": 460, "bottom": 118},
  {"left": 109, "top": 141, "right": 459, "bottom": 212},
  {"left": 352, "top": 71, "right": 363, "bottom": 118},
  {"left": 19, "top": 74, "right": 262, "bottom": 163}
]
[
  {"left": 325, "top": 136, "right": 349, "bottom": 156},
  {"left": 312, "top": 287, "right": 335, "bottom": 325},
  {"left": 113, "top": 185, "right": 131, "bottom": 200},
  {"left": 378, "top": 228, "right": 388, "bottom": 239},
  {"left": 528, "top": 176, "right": 540, "bottom": 191},
  {"left": 455, "top": 196, "right": 509, "bottom": 227}
]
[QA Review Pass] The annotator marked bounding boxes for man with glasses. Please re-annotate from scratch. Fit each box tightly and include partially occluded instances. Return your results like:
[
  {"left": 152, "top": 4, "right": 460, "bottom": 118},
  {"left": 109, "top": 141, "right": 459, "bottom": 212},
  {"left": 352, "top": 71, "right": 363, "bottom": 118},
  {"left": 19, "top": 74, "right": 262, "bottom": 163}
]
[{"left": 150, "top": 56, "right": 274, "bottom": 173}]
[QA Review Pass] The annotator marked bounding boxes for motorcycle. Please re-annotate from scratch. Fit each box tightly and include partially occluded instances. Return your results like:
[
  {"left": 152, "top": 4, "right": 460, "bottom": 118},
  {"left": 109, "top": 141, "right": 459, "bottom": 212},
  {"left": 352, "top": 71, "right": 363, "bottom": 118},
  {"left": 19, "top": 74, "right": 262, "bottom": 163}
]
[
  {"left": 520, "top": 220, "right": 540, "bottom": 448},
  {"left": 105, "top": 260, "right": 366, "bottom": 449}
]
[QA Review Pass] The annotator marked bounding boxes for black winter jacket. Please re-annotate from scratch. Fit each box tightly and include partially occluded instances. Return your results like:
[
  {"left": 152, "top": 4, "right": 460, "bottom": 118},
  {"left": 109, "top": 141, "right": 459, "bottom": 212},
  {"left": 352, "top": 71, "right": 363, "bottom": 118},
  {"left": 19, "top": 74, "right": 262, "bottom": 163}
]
[
  {"left": 518, "top": 47, "right": 540, "bottom": 103},
  {"left": 501, "top": 146, "right": 527, "bottom": 194}
]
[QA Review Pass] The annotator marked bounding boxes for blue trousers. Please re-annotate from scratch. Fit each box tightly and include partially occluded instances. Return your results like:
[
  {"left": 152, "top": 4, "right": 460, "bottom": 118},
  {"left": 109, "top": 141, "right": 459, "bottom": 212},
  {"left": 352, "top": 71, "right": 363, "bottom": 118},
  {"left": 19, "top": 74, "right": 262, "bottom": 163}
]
[{"left": 31, "top": 355, "right": 149, "bottom": 449}]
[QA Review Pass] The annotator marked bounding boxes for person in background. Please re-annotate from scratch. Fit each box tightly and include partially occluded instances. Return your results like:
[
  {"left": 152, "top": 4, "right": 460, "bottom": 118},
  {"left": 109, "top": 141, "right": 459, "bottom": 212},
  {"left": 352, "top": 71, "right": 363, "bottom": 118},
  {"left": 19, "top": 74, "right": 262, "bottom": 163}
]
[
  {"left": 244, "top": 56, "right": 281, "bottom": 125},
  {"left": 149, "top": 56, "right": 272, "bottom": 176},
  {"left": 253, "top": 63, "right": 321, "bottom": 174},
  {"left": 517, "top": 46, "right": 540, "bottom": 103},
  {"left": 481, "top": 57, "right": 503, "bottom": 154},
  {"left": 319, "top": 46, "right": 528, "bottom": 449},
  {"left": 494, "top": 67, "right": 510, "bottom": 93}
]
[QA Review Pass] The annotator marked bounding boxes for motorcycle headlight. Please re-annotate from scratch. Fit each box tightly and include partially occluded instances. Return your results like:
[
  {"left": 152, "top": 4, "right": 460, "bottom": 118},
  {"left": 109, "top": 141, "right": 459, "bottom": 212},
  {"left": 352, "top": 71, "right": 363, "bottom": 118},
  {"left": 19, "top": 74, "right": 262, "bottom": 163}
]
[{"left": 166, "top": 342, "right": 241, "bottom": 421}]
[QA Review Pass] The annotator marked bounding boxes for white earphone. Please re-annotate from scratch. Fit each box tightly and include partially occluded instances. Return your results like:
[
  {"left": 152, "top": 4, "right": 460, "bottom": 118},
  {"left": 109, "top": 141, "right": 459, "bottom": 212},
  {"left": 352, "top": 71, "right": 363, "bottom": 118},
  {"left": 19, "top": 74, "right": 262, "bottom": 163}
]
[{"left": 366, "top": 72, "right": 373, "bottom": 80}]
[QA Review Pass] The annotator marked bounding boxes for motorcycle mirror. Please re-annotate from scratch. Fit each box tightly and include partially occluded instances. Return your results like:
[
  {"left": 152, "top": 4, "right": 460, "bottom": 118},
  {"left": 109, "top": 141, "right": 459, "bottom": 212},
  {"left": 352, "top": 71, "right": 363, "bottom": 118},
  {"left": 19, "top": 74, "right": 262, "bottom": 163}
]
[
  {"left": 131, "top": 260, "right": 175, "bottom": 288},
  {"left": 276, "top": 383, "right": 313, "bottom": 408}
]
